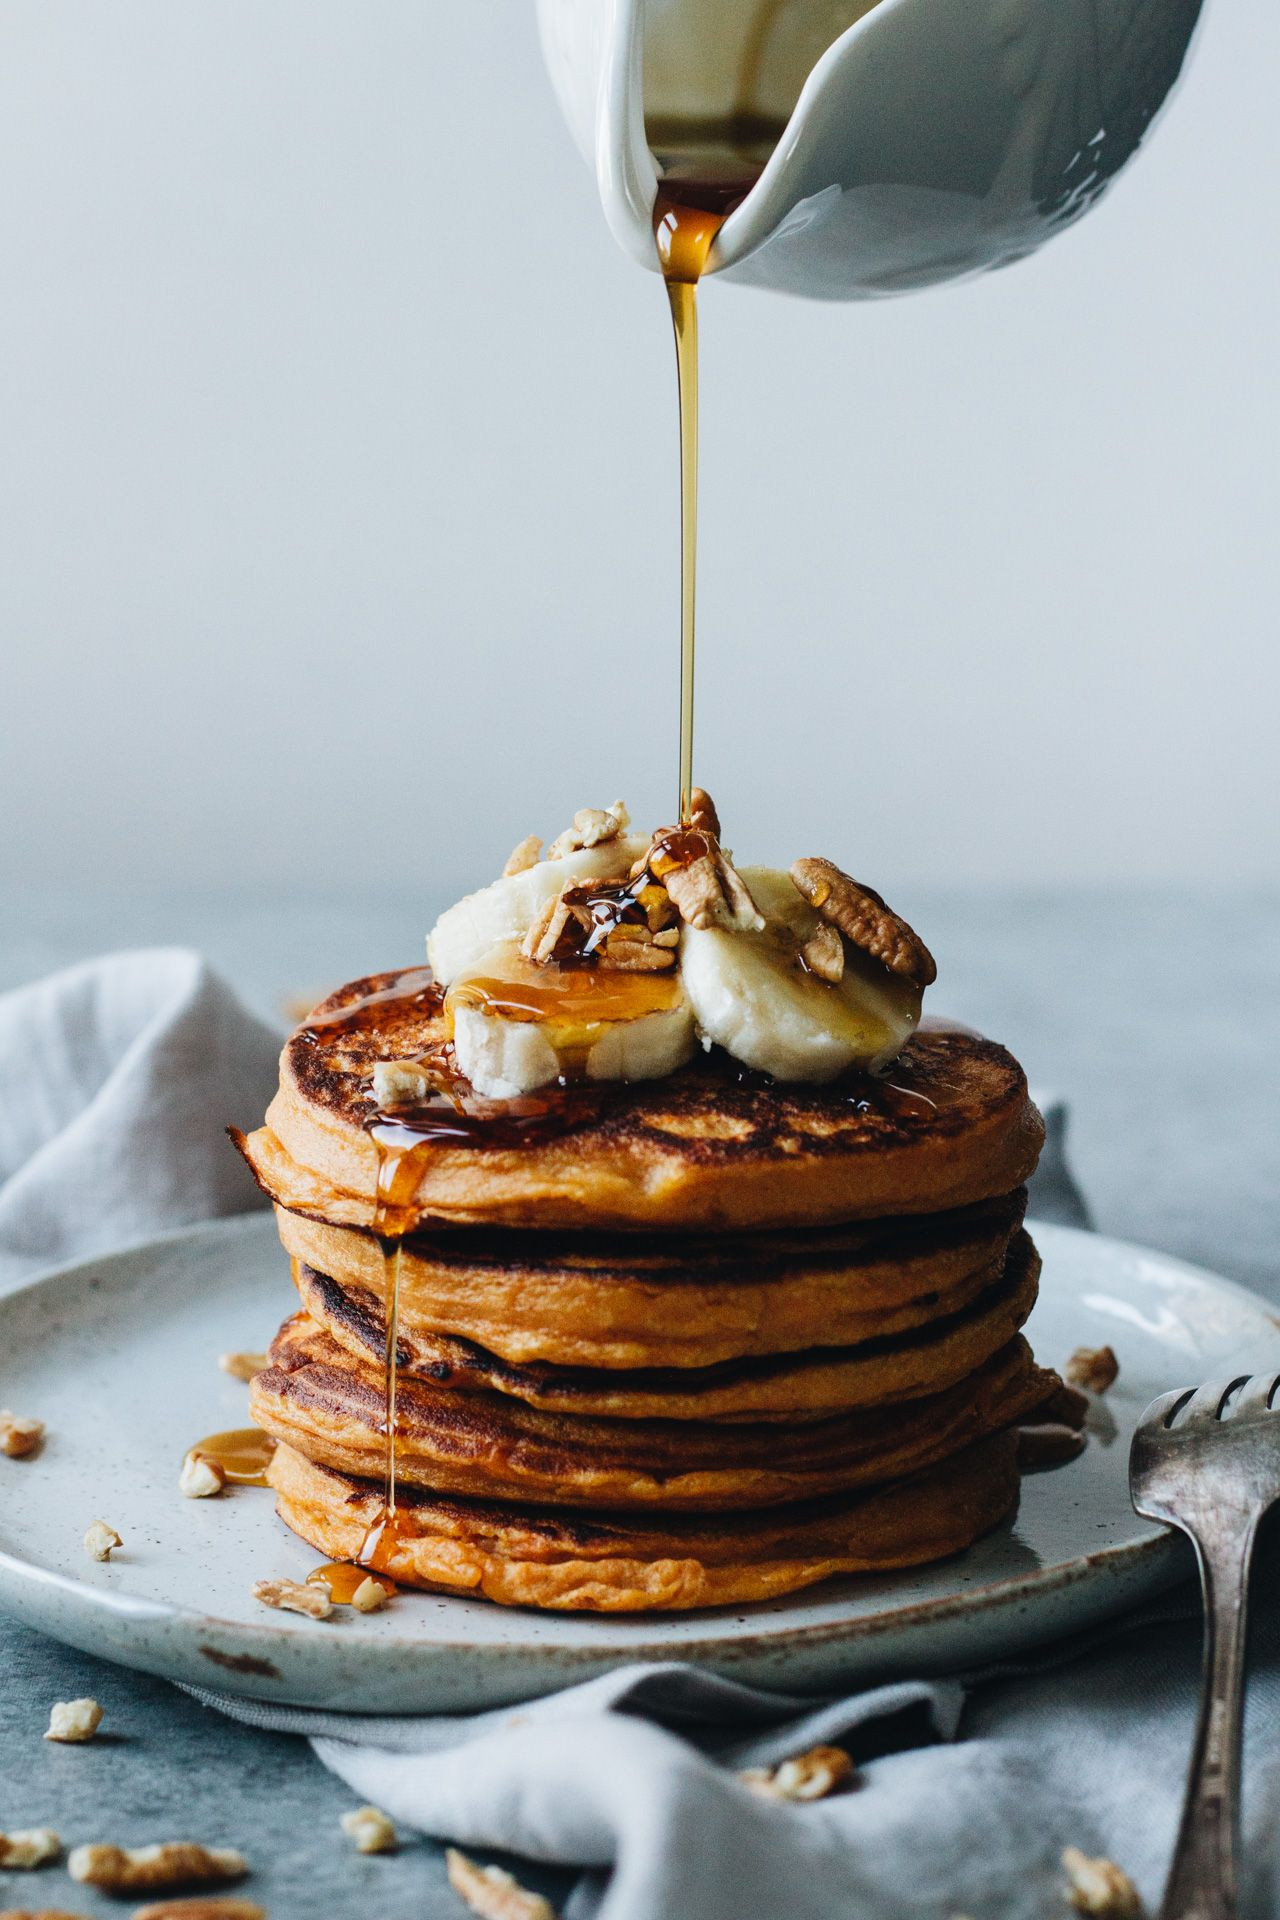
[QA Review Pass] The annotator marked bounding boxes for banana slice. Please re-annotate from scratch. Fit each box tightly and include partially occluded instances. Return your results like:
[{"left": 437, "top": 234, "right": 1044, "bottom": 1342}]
[
  {"left": 428, "top": 838, "right": 649, "bottom": 986},
  {"left": 680, "top": 867, "right": 921, "bottom": 1082},
  {"left": 445, "top": 941, "right": 695, "bottom": 1098}
]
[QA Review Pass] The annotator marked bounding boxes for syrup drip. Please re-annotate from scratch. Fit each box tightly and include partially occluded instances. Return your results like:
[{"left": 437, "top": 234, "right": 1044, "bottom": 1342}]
[
  {"left": 652, "top": 147, "right": 768, "bottom": 823},
  {"left": 187, "top": 1427, "right": 276, "bottom": 1487},
  {"left": 306, "top": 1562, "right": 398, "bottom": 1604}
]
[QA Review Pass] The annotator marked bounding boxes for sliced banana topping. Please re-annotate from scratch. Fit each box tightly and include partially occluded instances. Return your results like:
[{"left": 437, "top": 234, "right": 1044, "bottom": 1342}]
[
  {"left": 424, "top": 801, "right": 928, "bottom": 1095},
  {"left": 445, "top": 942, "right": 695, "bottom": 1098},
  {"left": 679, "top": 867, "right": 922, "bottom": 1082},
  {"left": 428, "top": 837, "right": 648, "bottom": 986}
]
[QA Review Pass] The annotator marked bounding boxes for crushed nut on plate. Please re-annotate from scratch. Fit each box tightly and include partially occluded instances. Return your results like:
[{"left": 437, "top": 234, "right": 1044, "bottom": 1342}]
[
  {"left": 68, "top": 1843, "right": 247, "bottom": 1893},
  {"left": 251, "top": 1577, "right": 332, "bottom": 1620},
  {"left": 350, "top": 1576, "right": 388, "bottom": 1614},
  {"left": 1065, "top": 1345, "right": 1120, "bottom": 1395},
  {"left": 1061, "top": 1847, "right": 1142, "bottom": 1917},
  {"left": 83, "top": 1522, "right": 122, "bottom": 1563},
  {"left": 739, "top": 1744, "right": 858, "bottom": 1802},
  {"left": 180, "top": 1453, "right": 227, "bottom": 1499},
  {"left": 45, "top": 1699, "right": 103, "bottom": 1744},
  {"left": 339, "top": 1806, "right": 396, "bottom": 1854},
  {"left": 502, "top": 834, "right": 543, "bottom": 877},
  {"left": 130, "top": 1901, "right": 266, "bottom": 1920},
  {"left": 217, "top": 1353, "right": 267, "bottom": 1384},
  {"left": 790, "top": 858, "right": 936, "bottom": 988},
  {"left": 0, "top": 1828, "right": 62, "bottom": 1868},
  {"left": 445, "top": 1850, "right": 557, "bottom": 1920},
  {"left": 0, "top": 1411, "right": 45, "bottom": 1460},
  {"left": 130, "top": 1900, "right": 266, "bottom": 1920}
]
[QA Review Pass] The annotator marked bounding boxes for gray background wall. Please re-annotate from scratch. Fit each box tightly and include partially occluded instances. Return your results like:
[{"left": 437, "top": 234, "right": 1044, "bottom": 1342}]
[{"left": 1, "top": 0, "right": 1276, "bottom": 911}]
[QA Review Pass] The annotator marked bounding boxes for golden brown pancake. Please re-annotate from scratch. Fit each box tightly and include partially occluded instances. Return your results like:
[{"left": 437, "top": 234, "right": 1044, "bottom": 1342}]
[
  {"left": 250, "top": 1294, "right": 1053, "bottom": 1510},
  {"left": 274, "top": 1188, "right": 1027, "bottom": 1370},
  {"left": 266, "top": 1431, "right": 1022, "bottom": 1609},
  {"left": 236, "top": 971, "right": 1044, "bottom": 1231},
  {"left": 284, "top": 1229, "right": 1040, "bottom": 1422}
]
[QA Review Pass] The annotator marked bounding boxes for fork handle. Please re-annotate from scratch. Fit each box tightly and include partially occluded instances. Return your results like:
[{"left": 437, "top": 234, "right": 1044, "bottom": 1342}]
[{"left": 1161, "top": 1518, "right": 1258, "bottom": 1920}]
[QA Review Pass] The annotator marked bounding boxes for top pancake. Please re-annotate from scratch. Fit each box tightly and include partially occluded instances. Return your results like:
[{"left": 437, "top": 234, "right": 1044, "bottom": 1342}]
[{"left": 245, "top": 969, "right": 1043, "bottom": 1231}]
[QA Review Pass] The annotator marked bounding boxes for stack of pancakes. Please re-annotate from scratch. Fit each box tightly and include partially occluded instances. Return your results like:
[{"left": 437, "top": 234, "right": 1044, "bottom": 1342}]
[{"left": 235, "top": 969, "right": 1069, "bottom": 1612}]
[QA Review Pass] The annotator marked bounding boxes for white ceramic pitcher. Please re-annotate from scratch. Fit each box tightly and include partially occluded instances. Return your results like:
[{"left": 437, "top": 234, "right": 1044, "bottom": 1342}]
[{"left": 536, "top": 0, "right": 1204, "bottom": 297}]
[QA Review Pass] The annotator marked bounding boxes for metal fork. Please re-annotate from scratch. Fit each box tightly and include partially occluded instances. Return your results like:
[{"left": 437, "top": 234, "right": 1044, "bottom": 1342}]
[{"left": 1130, "top": 1374, "right": 1280, "bottom": 1920}]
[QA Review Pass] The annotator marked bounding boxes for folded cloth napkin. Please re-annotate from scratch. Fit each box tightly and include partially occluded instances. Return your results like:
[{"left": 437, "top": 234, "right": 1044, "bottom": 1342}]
[
  {"left": 0, "top": 948, "right": 279, "bottom": 1288},
  {"left": 10, "top": 951, "right": 1274, "bottom": 1920}
]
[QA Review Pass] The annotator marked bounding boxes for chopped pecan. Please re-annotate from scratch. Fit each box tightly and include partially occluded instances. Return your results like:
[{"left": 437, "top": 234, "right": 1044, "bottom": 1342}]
[
  {"left": 1065, "top": 1345, "right": 1119, "bottom": 1394},
  {"left": 799, "top": 922, "right": 844, "bottom": 984},
  {"left": 132, "top": 1901, "right": 266, "bottom": 1920},
  {"left": 45, "top": 1699, "right": 103, "bottom": 1744},
  {"left": 0, "top": 1827, "right": 62, "bottom": 1868},
  {"left": 350, "top": 1576, "right": 388, "bottom": 1614},
  {"left": 180, "top": 1453, "right": 226, "bottom": 1499},
  {"left": 739, "top": 1744, "right": 858, "bottom": 1801},
  {"left": 67, "top": 1844, "right": 246, "bottom": 1894},
  {"left": 251, "top": 1577, "right": 331, "bottom": 1620},
  {"left": 658, "top": 841, "right": 763, "bottom": 934},
  {"left": 0, "top": 1411, "right": 44, "bottom": 1459},
  {"left": 445, "top": 1851, "right": 557, "bottom": 1920},
  {"left": 790, "top": 858, "right": 936, "bottom": 988},
  {"left": 1061, "top": 1848, "right": 1142, "bottom": 1917},
  {"left": 597, "top": 927, "right": 676, "bottom": 972},
  {"left": 83, "top": 1522, "right": 122, "bottom": 1563},
  {"left": 502, "top": 834, "right": 543, "bottom": 877},
  {"left": 547, "top": 801, "right": 630, "bottom": 859},
  {"left": 339, "top": 1806, "right": 396, "bottom": 1854},
  {"left": 520, "top": 892, "right": 578, "bottom": 965}
]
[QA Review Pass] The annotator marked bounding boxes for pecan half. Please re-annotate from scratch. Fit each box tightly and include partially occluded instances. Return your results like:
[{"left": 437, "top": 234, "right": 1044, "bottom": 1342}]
[
  {"left": 686, "top": 787, "right": 721, "bottom": 839},
  {"left": 739, "top": 1744, "right": 858, "bottom": 1801},
  {"left": 790, "top": 859, "right": 936, "bottom": 988}
]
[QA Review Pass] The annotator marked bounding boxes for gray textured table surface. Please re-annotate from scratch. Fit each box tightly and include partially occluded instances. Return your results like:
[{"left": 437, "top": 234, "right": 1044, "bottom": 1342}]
[{"left": 2, "top": 884, "right": 1277, "bottom": 1918}]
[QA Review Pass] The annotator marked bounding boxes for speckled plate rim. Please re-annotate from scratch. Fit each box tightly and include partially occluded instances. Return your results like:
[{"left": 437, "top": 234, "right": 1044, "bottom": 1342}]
[{"left": 0, "top": 1214, "right": 1272, "bottom": 1712}]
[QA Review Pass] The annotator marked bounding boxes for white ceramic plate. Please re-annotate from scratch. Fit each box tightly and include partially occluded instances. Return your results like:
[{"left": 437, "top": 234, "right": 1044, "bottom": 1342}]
[{"left": 0, "top": 1214, "right": 1269, "bottom": 1713}]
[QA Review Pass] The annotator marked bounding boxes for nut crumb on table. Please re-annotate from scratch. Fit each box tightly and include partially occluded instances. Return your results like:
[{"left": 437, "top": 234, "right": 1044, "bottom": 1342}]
[
  {"left": 68, "top": 1843, "right": 247, "bottom": 1893},
  {"left": 339, "top": 1806, "right": 396, "bottom": 1854},
  {"left": 45, "top": 1698, "right": 103, "bottom": 1743},
  {"left": 83, "top": 1521, "right": 122, "bottom": 1562},
  {"left": 446, "top": 1848, "right": 558, "bottom": 1920},
  {"left": 0, "top": 1828, "right": 62, "bottom": 1868},
  {"left": 131, "top": 1900, "right": 267, "bottom": 1920},
  {"left": 1062, "top": 1846, "right": 1142, "bottom": 1917}
]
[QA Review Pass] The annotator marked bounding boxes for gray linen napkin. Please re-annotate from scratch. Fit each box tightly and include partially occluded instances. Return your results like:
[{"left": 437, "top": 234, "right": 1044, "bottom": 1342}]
[{"left": 5, "top": 952, "right": 1271, "bottom": 1919}]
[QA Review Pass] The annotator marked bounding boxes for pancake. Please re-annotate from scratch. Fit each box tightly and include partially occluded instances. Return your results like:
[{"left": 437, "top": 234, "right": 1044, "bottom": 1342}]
[
  {"left": 285, "top": 1229, "right": 1041, "bottom": 1422},
  {"left": 250, "top": 1296, "right": 1053, "bottom": 1510},
  {"left": 266, "top": 1431, "right": 1022, "bottom": 1609},
  {"left": 237, "top": 971, "right": 1044, "bottom": 1231},
  {"left": 274, "top": 1188, "right": 1028, "bottom": 1370}
]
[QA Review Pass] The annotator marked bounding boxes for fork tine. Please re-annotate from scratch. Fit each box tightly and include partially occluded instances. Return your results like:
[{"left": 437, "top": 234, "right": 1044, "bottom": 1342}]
[
  {"left": 1233, "top": 1373, "right": 1280, "bottom": 1415},
  {"left": 1182, "top": 1378, "right": 1248, "bottom": 1424},
  {"left": 1137, "top": 1386, "right": 1197, "bottom": 1431}
]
